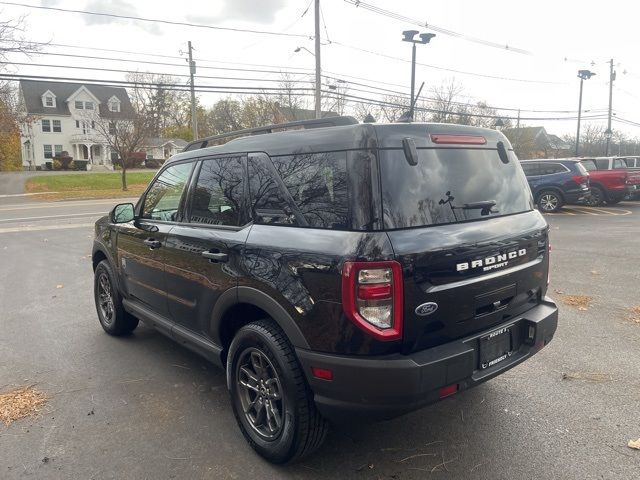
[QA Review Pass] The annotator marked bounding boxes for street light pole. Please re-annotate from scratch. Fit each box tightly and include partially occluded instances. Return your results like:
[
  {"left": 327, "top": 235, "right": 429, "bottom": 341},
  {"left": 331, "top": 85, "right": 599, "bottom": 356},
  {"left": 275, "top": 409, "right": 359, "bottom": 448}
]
[
  {"left": 402, "top": 30, "right": 435, "bottom": 121},
  {"left": 314, "top": 0, "right": 322, "bottom": 119},
  {"left": 188, "top": 41, "right": 198, "bottom": 140},
  {"left": 575, "top": 69, "right": 595, "bottom": 157},
  {"left": 410, "top": 42, "right": 416, "bottom": 119}
]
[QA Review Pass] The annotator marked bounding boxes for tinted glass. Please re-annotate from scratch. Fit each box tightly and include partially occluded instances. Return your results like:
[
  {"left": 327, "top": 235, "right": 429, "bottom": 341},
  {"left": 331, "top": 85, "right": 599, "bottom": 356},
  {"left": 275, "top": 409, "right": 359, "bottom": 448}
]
[
  {"left": 539, "top": 163, "right": 566, "bottom": 175},
  {"left": 380, "top": 148, "right": 532, "bottom": 229},
  {"left": 575, "top": 162, "right": 588, "bottom": 175},
  {"left": 613, "top": 158, "right": 627, "bottom": 169},
  {"left": 248, "top": 152, "right": 349, "bottom": 229},
  {"left": 581, "top": 159, "right": 597, "bottom": 171},
  {"left": 595, "top": 159, "right": 609, "bottom": 170},
  {"left": 142, "top": 162, "right": 193, "bottom": 221},
  {"left": 190, "top": 157, "right": 246, "bottom": 227},
  {"left": 521, "top": 162, "right": 540, "bottom": 176}
]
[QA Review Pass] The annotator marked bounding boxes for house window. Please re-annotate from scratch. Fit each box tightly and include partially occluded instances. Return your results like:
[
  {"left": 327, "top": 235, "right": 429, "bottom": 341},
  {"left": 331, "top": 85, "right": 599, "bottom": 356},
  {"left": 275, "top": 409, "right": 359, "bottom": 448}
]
[
  {"left": 91, "top": 120, "right": 95, "bottom": 129},
  {"left": 75, "top": 101, "right": 83, "bottom": 109},
  {"left": 110, "top": 149, "right": 119, "bottom": 162},
  {"left": 75, "top": 120, "right": 80, "bottom": 128},
  {"left": 42, "top": 119, "right": 51, "bottom": 132},
  {"left": 45, "top": 96, "right": 54, "bottom": 107},
  {"left": 108, "top": 122, "right": 116, "bottom": 135},
  {"left": 85, "top": 102, "right": 94, "bottom": 110},
  {"left": 44, "top": 145, "right": 53, "bottom": 159},
  {"left": 52, "top": 120, "right": 62, "bottom": 133},
  {"left": 109, "top": 101, "right": 120, "bottom": 112},
  {"left": 54, "top": 145, "right": 63, "bottom": 156}
]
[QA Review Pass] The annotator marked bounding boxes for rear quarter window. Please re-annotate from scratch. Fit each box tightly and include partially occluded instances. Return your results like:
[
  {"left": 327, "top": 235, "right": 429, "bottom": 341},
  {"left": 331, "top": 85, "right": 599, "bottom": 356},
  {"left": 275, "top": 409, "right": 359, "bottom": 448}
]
[{"left": 380, "top": 148, "right": 533, "bottom": 229}]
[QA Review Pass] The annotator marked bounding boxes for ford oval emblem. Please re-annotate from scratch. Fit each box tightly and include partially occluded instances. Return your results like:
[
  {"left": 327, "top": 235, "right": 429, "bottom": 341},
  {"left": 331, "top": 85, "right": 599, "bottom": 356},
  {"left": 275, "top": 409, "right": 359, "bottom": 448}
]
[{"left": 415, "top": 302, "right": 438, "bottom": 316}]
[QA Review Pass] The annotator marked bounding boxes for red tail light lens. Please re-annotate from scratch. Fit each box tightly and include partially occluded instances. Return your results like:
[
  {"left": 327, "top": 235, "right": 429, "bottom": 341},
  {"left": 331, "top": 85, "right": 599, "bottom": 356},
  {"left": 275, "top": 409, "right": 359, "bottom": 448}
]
[
  {"left": 342, "top": 261, "right": 403, "bottom": 341},
  {"left": 572, "top": 175, "right": 588, "bottom": 186}
]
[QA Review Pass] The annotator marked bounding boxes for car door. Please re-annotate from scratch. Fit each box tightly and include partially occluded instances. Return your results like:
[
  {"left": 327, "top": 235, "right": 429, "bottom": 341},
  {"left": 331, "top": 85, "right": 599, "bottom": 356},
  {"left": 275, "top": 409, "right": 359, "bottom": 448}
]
[
  {"left": 163, "top": 155, "right": 251, "bottom": 339},
  {"left": 116, "top": 161, "right": 195, "bottom": 322}
]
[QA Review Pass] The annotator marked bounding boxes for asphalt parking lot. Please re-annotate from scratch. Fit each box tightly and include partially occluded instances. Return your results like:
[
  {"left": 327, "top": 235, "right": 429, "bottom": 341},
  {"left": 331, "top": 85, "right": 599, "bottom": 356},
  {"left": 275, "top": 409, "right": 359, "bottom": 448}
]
[{"left": 1, "top": 198, "right": 639, "bottom": 479}]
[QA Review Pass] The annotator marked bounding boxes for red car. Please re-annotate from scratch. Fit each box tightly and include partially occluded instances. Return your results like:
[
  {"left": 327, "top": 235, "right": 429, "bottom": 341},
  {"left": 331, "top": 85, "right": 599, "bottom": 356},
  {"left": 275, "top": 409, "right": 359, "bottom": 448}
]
[{"left": 579, "top": 157, "right": 640, "bottom": 205}]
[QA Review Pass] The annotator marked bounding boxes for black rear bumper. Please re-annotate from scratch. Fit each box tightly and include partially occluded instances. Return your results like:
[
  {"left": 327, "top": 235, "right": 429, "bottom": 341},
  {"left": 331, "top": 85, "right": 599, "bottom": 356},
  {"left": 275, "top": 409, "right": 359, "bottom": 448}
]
[{"left": 296, "top": 297, "right": 558, "bottom": 422}]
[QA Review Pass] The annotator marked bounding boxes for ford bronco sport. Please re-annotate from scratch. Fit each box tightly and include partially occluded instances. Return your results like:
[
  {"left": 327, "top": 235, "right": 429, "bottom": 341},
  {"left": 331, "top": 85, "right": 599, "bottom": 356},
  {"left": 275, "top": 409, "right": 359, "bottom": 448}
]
[{"left": 92, "top": 116, "right": 558, "bottom": 463}]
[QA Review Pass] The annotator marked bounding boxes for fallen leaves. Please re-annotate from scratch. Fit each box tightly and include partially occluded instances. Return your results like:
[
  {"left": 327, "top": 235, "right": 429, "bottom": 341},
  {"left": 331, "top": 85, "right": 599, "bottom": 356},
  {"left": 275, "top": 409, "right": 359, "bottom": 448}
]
[
  {"left": 0, "top": 385, "right": 48, "bottom": 426},
  {"left": 626, "top": 306, "right": 640, "bottom": 325},
  {"left": 558, "top": 294, "right": 593, "bottom": 311},
  {"left": 628, "top": 439, "right": 640, "bottom": 450}
]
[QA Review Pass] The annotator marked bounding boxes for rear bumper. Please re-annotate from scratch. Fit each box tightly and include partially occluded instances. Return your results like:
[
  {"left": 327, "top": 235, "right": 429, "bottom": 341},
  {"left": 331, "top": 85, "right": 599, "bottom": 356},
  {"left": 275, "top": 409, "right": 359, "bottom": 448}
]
[
  {"left": 297, "top": 297, "right": 558, "bottom": 422},
  {"left": 565, "top": 191, "right": 588, "bottom": 203}
]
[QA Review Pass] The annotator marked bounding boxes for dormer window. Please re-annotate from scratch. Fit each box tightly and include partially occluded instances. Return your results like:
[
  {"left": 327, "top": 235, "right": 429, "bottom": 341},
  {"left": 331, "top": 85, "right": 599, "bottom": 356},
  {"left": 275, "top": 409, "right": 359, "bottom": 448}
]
[
  {"left": 108, "top": 96, "right": 121, "bottom": 112},
  {"left": 42, "top": 90, "right": 56, "bottom": 108},
  {"left": 75, "top": 100, "right": 83, "bottom": 110}
]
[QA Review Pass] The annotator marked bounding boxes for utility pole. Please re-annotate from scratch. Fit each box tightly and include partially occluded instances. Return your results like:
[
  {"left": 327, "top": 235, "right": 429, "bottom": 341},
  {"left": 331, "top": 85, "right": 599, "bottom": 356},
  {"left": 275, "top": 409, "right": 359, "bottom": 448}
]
[
  {"left": 575, "top": 70, "right": 595, "bottom": 157},
  {"left": 410, "top": 42, "right": 416, "bottom": 120},
  {"left": 188, "top": 41, "right": 198, "bottom": 140},
  {"left": 605, "top": 58, "right": 615, "bottom": 156},
  {"left": 314, "top": 0, "right": 321, "bottom": 119}
]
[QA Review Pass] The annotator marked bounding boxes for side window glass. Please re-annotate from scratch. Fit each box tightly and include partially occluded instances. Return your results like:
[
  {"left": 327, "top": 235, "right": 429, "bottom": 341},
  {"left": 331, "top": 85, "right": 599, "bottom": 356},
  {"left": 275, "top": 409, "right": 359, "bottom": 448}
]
[
  {"left": 142, "top": 162, "right": 193, "bottom": 221},
  {"left": 613, "top": 159, "right": 626, "bottom": 169},
  {"left": 595, "top": 159, "right": 609, "bottom": 170},
  {"left": 521, "top": 163, "right": 539, "bottom": 176},
  {"left": 190, "top": 157, "right": 246, "bottom": 226},
  {"left": 248, "top": 152, "right": 349, "bottom": 229},
  {"left": 248, "top": 157, "right": 295, "bottom": 226},
  {"left": 581, "top": 160, "right": 596, "bottom": 171}
]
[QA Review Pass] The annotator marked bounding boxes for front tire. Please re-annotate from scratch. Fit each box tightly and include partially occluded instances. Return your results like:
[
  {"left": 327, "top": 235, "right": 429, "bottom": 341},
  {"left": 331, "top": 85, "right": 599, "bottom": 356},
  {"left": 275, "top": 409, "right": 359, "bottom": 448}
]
[
  {"left": 537, "top": 190, "right": 562, "bottom": 213},
  {"left": 94, "top": 260, "right": 138, "bottom": 336},
  {"left": 227, "top": 320, "right": 328, "bottom": 464}
]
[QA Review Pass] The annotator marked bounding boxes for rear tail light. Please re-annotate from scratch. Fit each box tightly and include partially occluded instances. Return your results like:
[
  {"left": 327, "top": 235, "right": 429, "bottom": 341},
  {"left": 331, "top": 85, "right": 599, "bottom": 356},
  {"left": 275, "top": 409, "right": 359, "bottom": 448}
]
[
  {"left": 430, "top": 134, "right": 487, "bottom": 145},
  {"left": 572, "top": 175, "right": 588, "bottom": 187},
  {"left": 439, "top": 384, "right": 459, "bottom": 398},
  {"left": 341, "top": 261, "right": 403, "bottom": 341}
]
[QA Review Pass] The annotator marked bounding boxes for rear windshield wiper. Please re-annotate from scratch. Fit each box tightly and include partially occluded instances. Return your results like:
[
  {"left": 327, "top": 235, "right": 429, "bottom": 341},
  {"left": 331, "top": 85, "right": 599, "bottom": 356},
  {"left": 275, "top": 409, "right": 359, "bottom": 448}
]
[{"left": 460, "top": 200, "right": 498, "bottom": 216}]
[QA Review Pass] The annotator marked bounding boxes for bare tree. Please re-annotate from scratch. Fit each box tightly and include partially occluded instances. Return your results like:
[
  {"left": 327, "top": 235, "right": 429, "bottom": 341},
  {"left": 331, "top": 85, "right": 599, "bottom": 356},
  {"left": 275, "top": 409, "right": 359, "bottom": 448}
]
[
  {"left": 90, "top": 112, "right": 152, "bottom": 191},
  {"left": 126, "top": 72, "right": 190, "bottom": 137},
  {"left": 0, "top": 15, "right": 42, "bottom": 62},
  {"left": 428, "top": 79, "right": 464, "bottom": 123}
]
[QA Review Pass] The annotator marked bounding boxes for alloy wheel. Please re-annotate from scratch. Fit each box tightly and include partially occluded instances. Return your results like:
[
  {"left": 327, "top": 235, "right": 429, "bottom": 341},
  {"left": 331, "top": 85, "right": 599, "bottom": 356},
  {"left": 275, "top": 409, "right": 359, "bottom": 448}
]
[
  {"left": 539, "top": 194, "right": 559, "bottom": 212},
  {"left": 236, "top": 348, "right": 284, "bottom": 441},
  {"left": 98, "top": 272, "right": 115, "bottom": 326}
]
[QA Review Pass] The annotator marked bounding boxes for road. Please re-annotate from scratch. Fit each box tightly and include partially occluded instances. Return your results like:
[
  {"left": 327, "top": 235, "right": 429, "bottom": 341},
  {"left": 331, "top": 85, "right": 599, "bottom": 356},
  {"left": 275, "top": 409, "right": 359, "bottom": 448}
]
[{"left": 1, "top": 199, "right": 639, "bottom": 479}]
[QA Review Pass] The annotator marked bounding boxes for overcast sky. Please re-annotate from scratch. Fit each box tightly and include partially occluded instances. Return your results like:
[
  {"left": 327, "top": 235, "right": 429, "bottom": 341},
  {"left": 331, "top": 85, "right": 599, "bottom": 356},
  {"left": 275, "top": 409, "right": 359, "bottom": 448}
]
[{"left": 3, "top": 0, "right": 639, "bottom": 137}]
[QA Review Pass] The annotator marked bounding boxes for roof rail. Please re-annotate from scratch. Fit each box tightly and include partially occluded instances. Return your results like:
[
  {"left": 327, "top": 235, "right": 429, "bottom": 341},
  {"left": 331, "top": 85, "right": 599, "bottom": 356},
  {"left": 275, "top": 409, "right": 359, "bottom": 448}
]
[{"left": 183, "top": 115, "right": 359, "bottom": 152}]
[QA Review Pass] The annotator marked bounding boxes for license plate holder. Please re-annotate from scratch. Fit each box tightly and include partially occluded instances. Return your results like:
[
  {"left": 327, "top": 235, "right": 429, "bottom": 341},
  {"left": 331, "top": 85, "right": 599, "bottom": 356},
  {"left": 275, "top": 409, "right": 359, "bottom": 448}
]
[{"left": 479, "top": 326, "right": 513, "bottom": 369}]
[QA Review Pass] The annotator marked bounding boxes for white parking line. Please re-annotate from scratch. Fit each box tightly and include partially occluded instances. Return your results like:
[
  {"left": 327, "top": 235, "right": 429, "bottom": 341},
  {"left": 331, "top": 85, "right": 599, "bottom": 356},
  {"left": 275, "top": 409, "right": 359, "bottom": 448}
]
[
  {"left": 0, "top": 223, "right": 94, "bottom": 234},
  {"left": 0, "top": 212, "right": 105, "bottom": 223}
]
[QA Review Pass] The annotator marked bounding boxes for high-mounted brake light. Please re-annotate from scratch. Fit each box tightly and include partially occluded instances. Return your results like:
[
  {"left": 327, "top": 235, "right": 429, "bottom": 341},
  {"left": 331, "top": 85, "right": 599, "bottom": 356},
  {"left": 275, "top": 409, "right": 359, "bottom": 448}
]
[
  {"left": 430, "top": 134, "right": 487, "bottom": 145},
  {"left": 342, "top": 261, "right": 403, "bottom": 341}
]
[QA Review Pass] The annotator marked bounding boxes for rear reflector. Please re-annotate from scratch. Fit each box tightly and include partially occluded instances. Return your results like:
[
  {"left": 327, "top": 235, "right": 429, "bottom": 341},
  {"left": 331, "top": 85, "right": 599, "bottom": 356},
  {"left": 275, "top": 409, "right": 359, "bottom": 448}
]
[
  {"left": 430, "top": 134, "right": 487, "bottom": 145},
  {"left": 311, "top": 367, "right": 333, "bottom": 381},
  {"left": 439, "top": 384, "right": 459, "bottom": 398}
]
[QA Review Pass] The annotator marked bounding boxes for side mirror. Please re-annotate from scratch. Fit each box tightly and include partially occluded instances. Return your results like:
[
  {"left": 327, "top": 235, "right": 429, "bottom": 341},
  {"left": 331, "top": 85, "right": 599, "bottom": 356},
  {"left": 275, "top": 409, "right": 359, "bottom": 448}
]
[{"left": 111, "top": 203, "right": 135, "bottom": 223}]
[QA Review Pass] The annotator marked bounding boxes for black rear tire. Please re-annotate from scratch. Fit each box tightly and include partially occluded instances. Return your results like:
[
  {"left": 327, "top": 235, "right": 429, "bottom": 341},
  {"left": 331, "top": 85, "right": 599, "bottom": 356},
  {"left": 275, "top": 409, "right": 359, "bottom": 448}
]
[
  {"left": 94, "top": 260, "right": 139, "bottom": 336},
  {"left": 227, "top": 320, "right": 328, "bottom": 464},
  {"left": 586, "top": 186, "right": 605, "bottom": 206},
  {"left": 536, "top": 190, "right": 563, "bottom": 213},
  {"left": 605, "top": 196, "right": 622, "bottom": 205}
]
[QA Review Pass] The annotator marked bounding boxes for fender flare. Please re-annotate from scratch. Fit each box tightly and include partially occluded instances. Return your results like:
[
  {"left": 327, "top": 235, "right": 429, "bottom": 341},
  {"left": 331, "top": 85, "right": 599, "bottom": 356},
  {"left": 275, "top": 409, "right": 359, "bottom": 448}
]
[{"left": 210, "top": 286, "right": 310, "bottom": 349}]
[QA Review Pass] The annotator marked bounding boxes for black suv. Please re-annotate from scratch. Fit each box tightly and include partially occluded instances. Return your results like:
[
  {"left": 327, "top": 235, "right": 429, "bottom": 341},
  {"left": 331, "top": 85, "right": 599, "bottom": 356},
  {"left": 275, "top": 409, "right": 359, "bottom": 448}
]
[
  {"left": 92, "top": 117, "right": 558, "bottom": 463},
  {"left": 520, "top": 158, "right": 590, "bottom": 212}
]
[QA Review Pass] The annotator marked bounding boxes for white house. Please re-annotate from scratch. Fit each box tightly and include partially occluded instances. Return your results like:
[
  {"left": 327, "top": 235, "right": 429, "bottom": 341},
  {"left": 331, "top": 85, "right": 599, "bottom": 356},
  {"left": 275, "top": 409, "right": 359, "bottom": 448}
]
[
  {"left": 142, "top": 138, "right": 188, "bottom": 160},
  {"left": 18, "top": 80, "right": 135, "bottom": 169}
]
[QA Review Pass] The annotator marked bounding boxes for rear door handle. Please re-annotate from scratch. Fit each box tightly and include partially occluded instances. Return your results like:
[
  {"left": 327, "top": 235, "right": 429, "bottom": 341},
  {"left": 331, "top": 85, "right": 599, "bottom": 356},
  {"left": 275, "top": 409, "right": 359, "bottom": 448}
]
[
  {"left": 143, "top": 238, "right": 162, "bottom": 249},
  {"left": 202, "top": 251, "right": 228, "bottom": 263}
]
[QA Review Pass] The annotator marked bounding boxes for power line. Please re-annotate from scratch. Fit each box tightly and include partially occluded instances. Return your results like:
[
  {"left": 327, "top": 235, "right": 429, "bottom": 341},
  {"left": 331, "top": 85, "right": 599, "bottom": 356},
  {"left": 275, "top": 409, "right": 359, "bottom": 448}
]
[
  {"left": 330, "top": 41, "right": 567, "bottom": 85},
  {"left": 0, "top": 1, "right": 311, "bottom": 38},
  {"left": 344, "top": 0, "right": 532, "bottom": 55}
]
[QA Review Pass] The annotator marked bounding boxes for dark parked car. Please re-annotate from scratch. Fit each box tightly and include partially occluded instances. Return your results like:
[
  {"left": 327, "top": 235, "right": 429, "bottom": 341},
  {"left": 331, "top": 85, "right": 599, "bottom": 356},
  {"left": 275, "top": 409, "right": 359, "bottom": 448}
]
[
  {"left": 520, "top": 159, "right": 590, "bottom": 212},
  {"left": 92, "top": 117, "right": 558, "bottom": 463}
]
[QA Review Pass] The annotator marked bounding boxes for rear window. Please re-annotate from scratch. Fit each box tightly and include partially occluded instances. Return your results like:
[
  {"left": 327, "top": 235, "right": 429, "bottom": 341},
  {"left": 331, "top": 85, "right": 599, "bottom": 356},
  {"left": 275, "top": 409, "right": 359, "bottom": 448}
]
[
  {"left": 380, "top": 148, "right": 533, "bottom": 229},
  {"left": 575, "top": 162, "right": 588, "bottom": 175}
]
